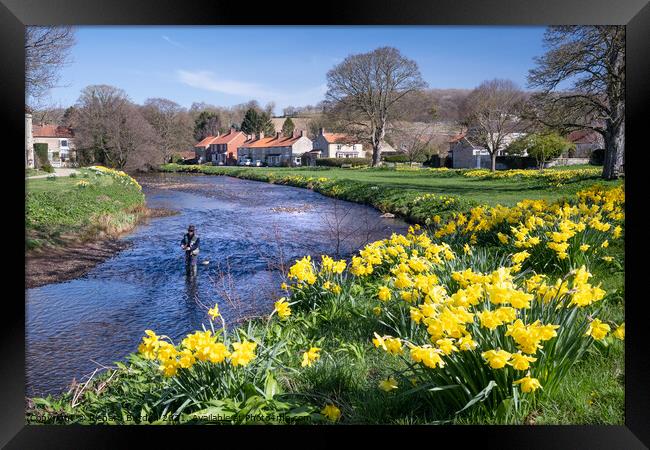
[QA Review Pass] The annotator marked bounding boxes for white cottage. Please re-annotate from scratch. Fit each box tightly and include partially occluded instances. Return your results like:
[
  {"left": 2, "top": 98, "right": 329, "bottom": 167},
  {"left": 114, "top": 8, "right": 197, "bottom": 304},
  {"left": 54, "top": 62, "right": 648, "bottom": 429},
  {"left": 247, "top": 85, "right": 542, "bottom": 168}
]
[{"left": 312, "top": 128, "right": 364, "bottom": 158}]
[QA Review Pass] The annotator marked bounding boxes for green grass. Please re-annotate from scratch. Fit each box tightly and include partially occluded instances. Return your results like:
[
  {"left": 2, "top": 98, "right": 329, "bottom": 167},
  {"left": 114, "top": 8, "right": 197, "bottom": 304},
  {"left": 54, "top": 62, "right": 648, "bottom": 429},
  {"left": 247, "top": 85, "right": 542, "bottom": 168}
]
[
  {"left": 25, "top": 168, "right": 46, "bottom": 177},
  {"left": 159, "top": 164, "right": 618, "bottom": 207},
  {"left": 26, "top": 168, "right": 145, "bottom": 249}
]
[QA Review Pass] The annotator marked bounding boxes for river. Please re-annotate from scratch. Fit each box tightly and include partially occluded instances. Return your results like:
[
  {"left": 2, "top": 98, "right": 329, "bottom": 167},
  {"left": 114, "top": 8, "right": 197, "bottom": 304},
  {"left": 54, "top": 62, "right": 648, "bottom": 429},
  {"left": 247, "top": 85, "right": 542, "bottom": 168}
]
[{"left": 25, "top": 173, "right": 408, "bottom": 397}]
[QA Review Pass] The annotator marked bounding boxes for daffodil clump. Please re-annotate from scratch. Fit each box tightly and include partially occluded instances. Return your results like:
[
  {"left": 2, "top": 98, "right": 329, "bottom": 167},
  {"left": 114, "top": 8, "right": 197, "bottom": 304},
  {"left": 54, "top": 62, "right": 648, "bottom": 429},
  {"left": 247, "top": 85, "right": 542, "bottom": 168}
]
[
  {"left": 281, "top": 254, "right": 347, "bottom": 311},
  {"left": 137, "top": 328, "right": 257, "bottom": 377},
  {"left": 462, "top": 167, "right": 601, "bottom": 185},
  {"left": 88, "top": 165, "right": 143, "bottom": 191},
  {"left": 427, "top": 184, "right": 624, "bottom": 272},
  {"left": 370, "top": 261, "right": 622, "bottom": 409},
  {"left": 280, "top": 185, "right": 623, "bottom": 419}
]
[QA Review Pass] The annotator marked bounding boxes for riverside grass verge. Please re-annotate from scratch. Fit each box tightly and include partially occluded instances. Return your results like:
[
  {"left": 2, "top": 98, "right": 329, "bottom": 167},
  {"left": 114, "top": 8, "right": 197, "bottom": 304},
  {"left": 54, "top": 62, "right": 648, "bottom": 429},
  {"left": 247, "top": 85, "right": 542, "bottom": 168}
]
[
  {"left": 158, "top": 163, "right": 619, "bottom": 223},
  {"left": 26, "top": 166, "right": 146, "bottom": 251},
  {"left": 26, "top": 181, "right": 624, "bottom": 425}
]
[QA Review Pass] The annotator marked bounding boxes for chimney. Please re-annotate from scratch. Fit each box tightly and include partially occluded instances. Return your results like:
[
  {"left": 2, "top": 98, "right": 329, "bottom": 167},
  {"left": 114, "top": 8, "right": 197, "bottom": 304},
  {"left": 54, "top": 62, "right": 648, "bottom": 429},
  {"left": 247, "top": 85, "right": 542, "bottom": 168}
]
[
  {"left": 258, "top": 131, "right": 265, "bottom": 140},
  {"left": 319, "top": 127, "right": 325, "bottom": 135},
  {"left": 300, "top": 130, "right": 305, "bottom": 137}
]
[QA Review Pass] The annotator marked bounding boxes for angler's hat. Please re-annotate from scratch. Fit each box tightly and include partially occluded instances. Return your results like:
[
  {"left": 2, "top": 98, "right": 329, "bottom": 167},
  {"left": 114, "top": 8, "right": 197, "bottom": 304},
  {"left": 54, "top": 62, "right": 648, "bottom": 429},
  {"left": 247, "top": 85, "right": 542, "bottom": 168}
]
[{"left": 188, "top": 224, "right": 195, "bottom": 231}]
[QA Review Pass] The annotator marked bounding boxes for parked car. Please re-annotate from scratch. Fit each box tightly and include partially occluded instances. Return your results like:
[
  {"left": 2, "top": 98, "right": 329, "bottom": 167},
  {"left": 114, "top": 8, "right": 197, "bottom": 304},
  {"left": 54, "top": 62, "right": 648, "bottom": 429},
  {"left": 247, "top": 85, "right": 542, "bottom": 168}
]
[
  {"left": 253, "top": 160, "right": 263, "bottom": 167},
  {"left": 239, "top": 158, "right": 252, "bottom": 166}
]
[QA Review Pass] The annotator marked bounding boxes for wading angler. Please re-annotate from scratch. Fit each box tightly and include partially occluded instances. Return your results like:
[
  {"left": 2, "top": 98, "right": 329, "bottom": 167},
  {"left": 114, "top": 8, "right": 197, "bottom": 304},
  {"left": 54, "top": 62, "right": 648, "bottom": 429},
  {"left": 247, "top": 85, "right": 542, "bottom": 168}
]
[{"left": 181, "top": 224, "right": 200, "bottom": 276}]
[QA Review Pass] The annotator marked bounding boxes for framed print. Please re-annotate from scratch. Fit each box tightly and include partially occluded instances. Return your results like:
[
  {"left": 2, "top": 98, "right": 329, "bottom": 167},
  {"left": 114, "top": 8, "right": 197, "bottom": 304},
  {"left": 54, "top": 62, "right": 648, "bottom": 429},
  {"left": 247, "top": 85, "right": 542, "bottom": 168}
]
[{"left": 1, "top": 0, "right": 648, "bottom": 447}]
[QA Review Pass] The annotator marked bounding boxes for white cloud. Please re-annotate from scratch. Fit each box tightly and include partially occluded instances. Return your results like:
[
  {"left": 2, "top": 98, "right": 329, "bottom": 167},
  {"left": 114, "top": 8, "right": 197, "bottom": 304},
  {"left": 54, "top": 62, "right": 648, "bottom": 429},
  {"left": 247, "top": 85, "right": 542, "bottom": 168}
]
[
  {"left": 176, "top": 69, "right": 327, "bottom": 109},
  {"left": 162, "top": 35, "right": 185, "bottom": 49}
]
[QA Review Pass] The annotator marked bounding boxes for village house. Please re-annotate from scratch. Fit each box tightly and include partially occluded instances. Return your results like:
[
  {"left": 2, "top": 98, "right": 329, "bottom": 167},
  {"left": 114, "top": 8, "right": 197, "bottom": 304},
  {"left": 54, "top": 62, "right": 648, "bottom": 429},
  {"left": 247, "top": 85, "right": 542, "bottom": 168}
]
[
  {"left": 194, "top": 135, "right": 217, "bottom": 163},
  {"left": 237, "top": 131, "right": 313, "bottom": 166},
  {"left": 311, "top": 128, "right": 364, "bottom": 158},
  {"left": 566, "top": 129, "right": 604, "bottom": 158},
  {"left": 207, "top": 128, "right": 248, "bottom": 165},
  {"left": 32, "top": 121, "right": 76, "bottom": 168},
  {"left": 448, "top": 131, "right": 526, "bottom": 169}
]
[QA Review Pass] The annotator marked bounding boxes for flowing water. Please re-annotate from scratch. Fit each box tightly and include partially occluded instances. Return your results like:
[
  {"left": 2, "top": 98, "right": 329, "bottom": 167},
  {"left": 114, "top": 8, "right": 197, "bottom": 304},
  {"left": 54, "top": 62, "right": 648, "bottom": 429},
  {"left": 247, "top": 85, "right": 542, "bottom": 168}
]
[{"left": 26, "top": 173, "right": 408, "bottom": 397}]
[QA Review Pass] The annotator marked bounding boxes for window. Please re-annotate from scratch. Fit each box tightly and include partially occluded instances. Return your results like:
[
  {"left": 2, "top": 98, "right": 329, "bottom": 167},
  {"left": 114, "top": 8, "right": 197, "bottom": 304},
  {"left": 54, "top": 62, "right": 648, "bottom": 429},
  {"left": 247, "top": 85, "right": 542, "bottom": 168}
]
[
  {"left": 60, "top": 140, "right": 68, "bottom": 148},
  {"left": 336, "top": 144, "right": 342, "bottom": 151}
]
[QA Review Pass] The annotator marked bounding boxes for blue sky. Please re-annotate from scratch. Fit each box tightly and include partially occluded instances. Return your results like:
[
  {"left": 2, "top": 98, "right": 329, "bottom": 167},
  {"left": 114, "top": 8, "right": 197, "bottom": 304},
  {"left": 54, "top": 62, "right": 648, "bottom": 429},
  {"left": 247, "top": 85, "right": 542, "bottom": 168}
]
[{"left": 47, "top": 26, "right": 547, "bottom": 114}]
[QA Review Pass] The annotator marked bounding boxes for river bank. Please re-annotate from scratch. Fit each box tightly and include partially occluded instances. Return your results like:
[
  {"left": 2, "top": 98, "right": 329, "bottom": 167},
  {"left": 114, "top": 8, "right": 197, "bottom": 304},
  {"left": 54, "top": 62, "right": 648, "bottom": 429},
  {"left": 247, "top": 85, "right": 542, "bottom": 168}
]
[
  {"left": 26, "top": 207, "right": 177, "bottom": 289},
  {"left": 157, "top": 164, "right": 621, "bottom": 223},
  {"left": 25, "top": 167, "right": 177, "bottom": 288}
]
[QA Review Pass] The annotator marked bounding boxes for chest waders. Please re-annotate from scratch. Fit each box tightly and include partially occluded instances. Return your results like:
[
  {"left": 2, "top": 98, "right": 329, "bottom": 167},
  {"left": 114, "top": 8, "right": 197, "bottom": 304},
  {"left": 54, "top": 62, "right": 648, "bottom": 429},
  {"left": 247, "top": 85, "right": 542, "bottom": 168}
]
[{"left": 185, "top": 235, "right": 199, "bottom": 276}]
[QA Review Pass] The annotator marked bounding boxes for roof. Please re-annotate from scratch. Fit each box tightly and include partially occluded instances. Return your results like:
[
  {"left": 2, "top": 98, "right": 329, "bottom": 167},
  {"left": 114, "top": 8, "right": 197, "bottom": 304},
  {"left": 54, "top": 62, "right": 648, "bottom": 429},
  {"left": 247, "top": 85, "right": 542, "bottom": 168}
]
[
  {"left": 177, "top": 150, "right": 197, "bottom": 160},
  {"left": 33, "top": 124, "right": 74, "bottom": 138},
  {"left": 567, "top": 129, "right": 603, "bottom": 145},
  {"left": 209, "top": 130, "right": 246, "bottom": 145},
  {"left": 448, "top": 133, "right": 466, "bottom": 143},
  {"left": 239, "top": 134, "right": 307, "bottom": 149},
  {"left": 322, "top": 132, "right": 358, "bottom": 145},
  {"left": 194, "top": 135, "right": 218, "bottom": 148}
]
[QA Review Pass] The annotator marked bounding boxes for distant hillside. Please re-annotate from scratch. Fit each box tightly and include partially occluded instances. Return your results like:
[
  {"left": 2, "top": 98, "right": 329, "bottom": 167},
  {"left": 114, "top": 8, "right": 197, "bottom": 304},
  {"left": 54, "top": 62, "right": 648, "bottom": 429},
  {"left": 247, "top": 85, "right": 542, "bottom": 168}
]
[{"left": 270, "top": 117, "right": 311, "bottom": 134}]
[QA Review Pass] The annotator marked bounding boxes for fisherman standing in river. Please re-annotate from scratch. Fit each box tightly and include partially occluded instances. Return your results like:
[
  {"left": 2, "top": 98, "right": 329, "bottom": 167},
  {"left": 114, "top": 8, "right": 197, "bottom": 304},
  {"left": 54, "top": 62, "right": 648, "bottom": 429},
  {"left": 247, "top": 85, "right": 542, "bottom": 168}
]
[{"left": 181, "top": 224, "right": 200, "bottom": 276}]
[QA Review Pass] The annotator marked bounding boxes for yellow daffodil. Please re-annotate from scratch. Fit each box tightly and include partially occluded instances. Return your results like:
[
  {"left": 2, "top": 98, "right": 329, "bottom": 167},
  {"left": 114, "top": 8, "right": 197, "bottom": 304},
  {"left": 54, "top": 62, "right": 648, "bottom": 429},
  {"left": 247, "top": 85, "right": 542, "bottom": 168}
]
[
  {"left": 514, "top": 376, "right": 542, "bottom": 393},
  {"left": 301, "top": 347, "right": 321, "bottom": 367},
  {"left": 378, "top": 377, "right": 399, "bottom": 392},
  {"left": 321, "top": 404, "right": 341, "bottom": 422}
]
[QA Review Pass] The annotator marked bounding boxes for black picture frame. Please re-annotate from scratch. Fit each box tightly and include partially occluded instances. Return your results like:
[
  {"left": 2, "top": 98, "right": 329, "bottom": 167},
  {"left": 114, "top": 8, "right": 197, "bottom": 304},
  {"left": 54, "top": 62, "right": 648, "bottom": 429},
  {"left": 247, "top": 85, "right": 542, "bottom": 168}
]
[{"left": 2, "top": 0, "right": 647, "bottom": 447}]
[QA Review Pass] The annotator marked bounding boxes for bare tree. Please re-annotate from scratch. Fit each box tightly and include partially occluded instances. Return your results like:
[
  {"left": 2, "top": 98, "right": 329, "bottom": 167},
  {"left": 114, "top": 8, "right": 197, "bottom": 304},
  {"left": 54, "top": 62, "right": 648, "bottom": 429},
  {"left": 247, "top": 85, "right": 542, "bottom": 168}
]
[
  {"left": 462, "top": 79, "right": 527, "bottom": 171},
  {"left": 141, "top": 98, "right": 194, "bottom": 162},
  {"left": 25, "top": 26, "right": 76, "bottom": 109},
  {"left": 324, "top": 47, "right": 427, "bottom": 166},
  {"left": 74, "top": 85, "right": 157, "bottom": 169},
  {"left": 527, "top": 26, "right": 625, "bottom": 179},
  {"left": 392, "top": 122, "right": 437, "bottom": 164}
]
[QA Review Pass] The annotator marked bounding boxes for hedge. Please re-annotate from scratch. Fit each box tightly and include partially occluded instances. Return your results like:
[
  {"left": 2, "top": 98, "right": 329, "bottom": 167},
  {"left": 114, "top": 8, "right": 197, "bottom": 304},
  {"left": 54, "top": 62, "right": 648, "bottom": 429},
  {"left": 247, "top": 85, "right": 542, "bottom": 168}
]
[{"left": 315, "top": 157, "right": 371, "bottom": 167}]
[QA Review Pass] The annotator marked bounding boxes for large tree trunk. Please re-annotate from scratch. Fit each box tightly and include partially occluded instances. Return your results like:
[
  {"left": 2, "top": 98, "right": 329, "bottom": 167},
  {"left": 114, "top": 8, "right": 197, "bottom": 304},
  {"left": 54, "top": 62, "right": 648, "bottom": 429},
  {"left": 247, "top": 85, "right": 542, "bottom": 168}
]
[
  {"left": 602, "top": 33, "right": 625, "bottom": 180},
  {"left": 490, "top": 153, "right": 497, "bottom": 172},
  {"left": 372, "top": 143, "right": 382, "bottom": 167},
  {"left": 602, "top": 117, "right": 624, "bottom": 179}
]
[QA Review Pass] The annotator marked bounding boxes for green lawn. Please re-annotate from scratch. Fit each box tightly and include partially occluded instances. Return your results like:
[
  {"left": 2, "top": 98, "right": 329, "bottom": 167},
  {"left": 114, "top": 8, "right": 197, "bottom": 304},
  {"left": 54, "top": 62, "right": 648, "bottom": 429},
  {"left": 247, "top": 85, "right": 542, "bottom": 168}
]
[
  {"left": 26, "top": 169, "right": 145, "bottom": 250},
  {"left": 161, "top": 165, "right": 616, "bottom": 207}
]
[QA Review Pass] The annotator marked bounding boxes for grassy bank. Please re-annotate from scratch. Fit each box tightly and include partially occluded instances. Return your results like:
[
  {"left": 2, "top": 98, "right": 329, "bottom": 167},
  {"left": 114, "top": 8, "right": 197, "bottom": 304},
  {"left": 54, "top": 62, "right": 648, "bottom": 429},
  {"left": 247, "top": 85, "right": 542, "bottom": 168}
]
[
  {"left": 27, "top": 180, "right": 624, "bottom": 425},
  {"left": 26, "top": 167, "right": 146, "bottom": 251},
  {"left": 158, "top": 164, "right": 619, "bottom": 223}
]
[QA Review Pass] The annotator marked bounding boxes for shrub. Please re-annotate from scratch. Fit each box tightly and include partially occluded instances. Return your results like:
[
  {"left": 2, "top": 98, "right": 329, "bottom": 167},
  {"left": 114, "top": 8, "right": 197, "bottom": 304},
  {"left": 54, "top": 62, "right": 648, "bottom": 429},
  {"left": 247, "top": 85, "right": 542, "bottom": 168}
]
[
  {"left": 507, "top": 133, "right": 575, "bottom": 169},
  {"left": 383, "top": 154, "right": 409, "bottom": 163},
  {"left": 316, "top": 158, "right": 371, "bottom": 168},
  {"left": 169, "top": 153, "right": 185, "bottom": 164},
  {"left": 34, "top": 143, "right": 49, "bottom": 168}
]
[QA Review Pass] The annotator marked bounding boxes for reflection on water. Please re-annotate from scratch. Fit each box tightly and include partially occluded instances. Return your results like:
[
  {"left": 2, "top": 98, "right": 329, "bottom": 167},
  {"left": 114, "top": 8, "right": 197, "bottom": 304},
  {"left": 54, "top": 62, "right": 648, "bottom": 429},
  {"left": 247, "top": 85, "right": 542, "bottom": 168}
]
[{"left": 26, "top": 173, "right": 408, "bottom": 396}]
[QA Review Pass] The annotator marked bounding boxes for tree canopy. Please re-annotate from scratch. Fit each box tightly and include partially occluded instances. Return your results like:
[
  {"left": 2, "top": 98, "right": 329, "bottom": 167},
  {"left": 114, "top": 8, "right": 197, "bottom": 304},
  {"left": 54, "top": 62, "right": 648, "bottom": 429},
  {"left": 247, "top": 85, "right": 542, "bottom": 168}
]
[
  {"left": 324, "top": 47, "right": 427, "bottom": 166},
  {"left": 240, "top": 108, "right": 275, "bottom": 136},
  {"left": 527, "top": 26, "right": 625, "bottom": 179}
]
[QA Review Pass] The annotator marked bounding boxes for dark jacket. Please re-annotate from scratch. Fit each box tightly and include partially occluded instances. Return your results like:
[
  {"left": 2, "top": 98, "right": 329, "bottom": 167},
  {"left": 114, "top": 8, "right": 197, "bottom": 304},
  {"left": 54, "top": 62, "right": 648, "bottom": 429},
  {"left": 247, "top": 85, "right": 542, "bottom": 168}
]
[{"left": 181, "top": 233, "right": 200, "bottom": 253}]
